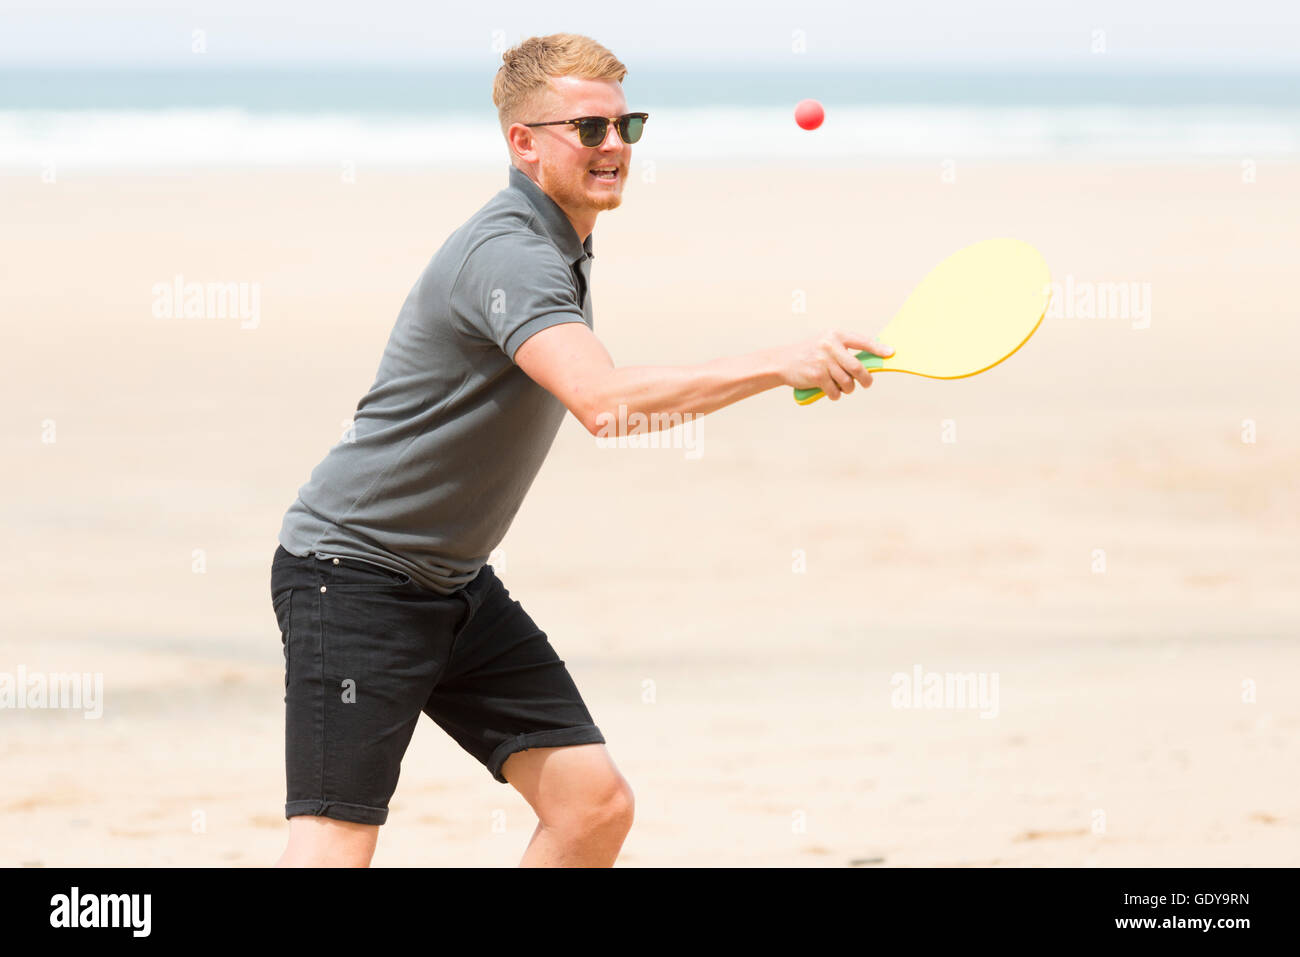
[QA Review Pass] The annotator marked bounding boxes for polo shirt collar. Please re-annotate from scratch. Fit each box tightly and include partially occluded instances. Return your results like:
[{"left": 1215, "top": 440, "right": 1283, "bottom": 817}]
[{"left": 507, "top": 165, "right": 593, "bottom": 266}]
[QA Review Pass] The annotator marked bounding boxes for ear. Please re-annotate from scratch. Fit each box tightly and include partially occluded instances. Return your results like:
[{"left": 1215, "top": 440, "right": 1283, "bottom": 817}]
[
  {"left": 506, "top": 123, "right": 539, "bottom": 164},
  {"left": 506, "top": 80, "right": 557, "bottom": 164}
]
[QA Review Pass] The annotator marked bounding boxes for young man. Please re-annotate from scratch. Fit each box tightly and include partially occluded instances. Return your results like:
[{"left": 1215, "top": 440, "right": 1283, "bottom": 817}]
[{"left": 270, "top": 33, "right": 889, "bottom": 868}]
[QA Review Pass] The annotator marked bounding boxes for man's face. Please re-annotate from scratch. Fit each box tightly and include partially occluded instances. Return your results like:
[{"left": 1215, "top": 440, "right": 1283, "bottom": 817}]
[{"left": 513, "top": 76, "right": 631, "bottom": 220}]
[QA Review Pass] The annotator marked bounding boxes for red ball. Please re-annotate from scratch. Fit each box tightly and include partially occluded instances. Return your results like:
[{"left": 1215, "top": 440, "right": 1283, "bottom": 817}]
[{"left": 794, "top": 99, "right": 824, "bottom": 131}]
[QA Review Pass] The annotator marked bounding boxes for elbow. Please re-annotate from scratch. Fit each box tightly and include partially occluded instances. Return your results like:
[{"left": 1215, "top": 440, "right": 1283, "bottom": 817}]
[
  {"left": 579, "top": 403, "right": 612, "bottom": 438},
  {"left": 573, "top": 407, "right": 599, "bottom": 437},
  {"left": 574, "top": 382, "right": 617, "bottom": 438}
]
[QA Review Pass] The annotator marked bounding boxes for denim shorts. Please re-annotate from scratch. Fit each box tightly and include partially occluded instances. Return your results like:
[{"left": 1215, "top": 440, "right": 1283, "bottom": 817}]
[{"left": 269, "top": 544, "right": 605, "bottom": 826}]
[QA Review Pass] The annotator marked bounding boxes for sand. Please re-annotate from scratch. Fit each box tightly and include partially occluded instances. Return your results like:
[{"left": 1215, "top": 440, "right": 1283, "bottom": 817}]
[{"left": 2, "top": 160, "right": 1297, "bottom": 866}]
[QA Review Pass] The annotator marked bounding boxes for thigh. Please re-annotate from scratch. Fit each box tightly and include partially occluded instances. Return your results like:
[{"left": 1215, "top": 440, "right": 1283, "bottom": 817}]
[
  {"left": 272, "top": 546, "right": 467, "bottom": 825},
  {"left": 422, "top": 565, "right": 605, "bottom": 785},
  {"left": 501, "top": 743, "right": 631, "bottom": 822}
]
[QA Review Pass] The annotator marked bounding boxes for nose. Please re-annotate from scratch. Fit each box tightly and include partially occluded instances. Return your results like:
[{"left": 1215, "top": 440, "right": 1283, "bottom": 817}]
[{"left": 598, "top": 119, "right": 624, "bottom": 151}]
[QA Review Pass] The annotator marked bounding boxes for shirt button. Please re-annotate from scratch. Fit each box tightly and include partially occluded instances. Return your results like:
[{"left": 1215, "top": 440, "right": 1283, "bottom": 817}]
[
  {"left": 332, "top": 558, "right": 340, "bottom": 565},
  {"left": 320, "top": 585, "right": 327, "bottom": 593}
]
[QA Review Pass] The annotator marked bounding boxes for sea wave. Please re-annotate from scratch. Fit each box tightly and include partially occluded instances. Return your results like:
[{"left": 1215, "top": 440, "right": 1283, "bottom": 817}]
[{"left": 1, "top": 105, "right": 1296, "bottom": 169}]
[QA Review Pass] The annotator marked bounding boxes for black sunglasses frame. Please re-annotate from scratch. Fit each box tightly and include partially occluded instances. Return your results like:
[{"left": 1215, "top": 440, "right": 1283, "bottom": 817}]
[{"left": 523, "top": 112, "right": 649, "bottom": 147}]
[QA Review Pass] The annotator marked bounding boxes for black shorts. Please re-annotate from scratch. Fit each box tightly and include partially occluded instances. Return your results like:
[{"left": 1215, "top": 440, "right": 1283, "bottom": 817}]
[{"left": 269, "top": 545, "right": 605, "bottom": 826}]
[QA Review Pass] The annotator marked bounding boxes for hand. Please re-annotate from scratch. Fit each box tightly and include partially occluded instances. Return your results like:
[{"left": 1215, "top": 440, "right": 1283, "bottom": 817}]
[{"left": 778, "top": 330, "right": 894, "bottom": 401}]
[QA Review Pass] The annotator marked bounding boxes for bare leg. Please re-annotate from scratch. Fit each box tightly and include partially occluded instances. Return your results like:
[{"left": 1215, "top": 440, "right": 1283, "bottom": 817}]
[
  {"left": 275, "top": 815, "right": 379, "bottom": 867},
  {"left": 503, "top": 743, "right": 634, "bottom": 867}
]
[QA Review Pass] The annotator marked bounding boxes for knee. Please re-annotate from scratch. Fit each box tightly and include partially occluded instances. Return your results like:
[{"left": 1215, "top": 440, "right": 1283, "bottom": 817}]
[
  {"left": 589, "top": 780, "right": 635, "bottom": 839},
  {"left": 602, "top": 779, "right": 635, "bottom": 833},
  {"left": 548, "top": 776, "right": 635, "bottom": 838}
]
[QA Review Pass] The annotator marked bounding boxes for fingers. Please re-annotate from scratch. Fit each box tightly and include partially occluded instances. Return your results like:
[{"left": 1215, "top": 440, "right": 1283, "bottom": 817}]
[
  {"left": 803, "top": 329, "right": 889, "bottom": 401},
  {"left": 816, "top": 367, "right": 845, "bottom": 400},
  {"left": 815, "top": 330, "right": 884, "bottom": 399},
  {"left": 836, "top": 346, "right": 875, "bottom": 390},
  {"left": 823, "top": 361, "right": 854, "bottom": 400},
  {"left": 839, "top": 332, "right": 894, "bottom": 358}
]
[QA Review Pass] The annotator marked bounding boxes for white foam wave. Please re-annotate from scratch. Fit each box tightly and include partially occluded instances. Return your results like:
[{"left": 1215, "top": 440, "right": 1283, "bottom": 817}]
[{"left": 1, "top": 105, "right": 1296, "bottom": 170}]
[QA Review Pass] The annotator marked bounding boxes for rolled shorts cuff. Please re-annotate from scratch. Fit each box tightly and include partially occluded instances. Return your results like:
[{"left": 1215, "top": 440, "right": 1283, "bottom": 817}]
[
  {"left": 487, "top": 725, "right": 607, "bottom": 785},
  {"left": 285, "top": 798, "right": 389, "bottom": 826}
]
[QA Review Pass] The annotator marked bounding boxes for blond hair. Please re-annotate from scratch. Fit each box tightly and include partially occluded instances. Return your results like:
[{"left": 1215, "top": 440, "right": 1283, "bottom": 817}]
[{"left": 492, "top": 34, "right": 627, "bottom": 137}]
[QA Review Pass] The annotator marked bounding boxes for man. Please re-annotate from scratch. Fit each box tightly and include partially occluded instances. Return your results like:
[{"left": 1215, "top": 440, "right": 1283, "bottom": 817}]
[{"left": 270, "top": 33, "right": 890, "bottom": 868}]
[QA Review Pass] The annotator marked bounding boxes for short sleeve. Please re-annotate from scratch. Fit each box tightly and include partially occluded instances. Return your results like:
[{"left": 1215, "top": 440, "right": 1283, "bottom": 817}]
[{"left": 451, "top": 232, "right": 587, "bottom": 362}]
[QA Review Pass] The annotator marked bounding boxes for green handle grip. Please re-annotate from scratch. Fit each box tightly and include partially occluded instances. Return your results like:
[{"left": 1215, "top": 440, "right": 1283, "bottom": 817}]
[{"left": 793, "top": 351, "right": 888, "bottom": 405}]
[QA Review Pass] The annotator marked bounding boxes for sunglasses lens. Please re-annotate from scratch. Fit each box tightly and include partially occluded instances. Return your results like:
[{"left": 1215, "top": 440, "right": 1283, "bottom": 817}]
[
  {"left": 620, "top": 115, "right": 645, "bottom": 144},
  {"left": 576, "top": 118, "right": 608, "bottom": 147}
]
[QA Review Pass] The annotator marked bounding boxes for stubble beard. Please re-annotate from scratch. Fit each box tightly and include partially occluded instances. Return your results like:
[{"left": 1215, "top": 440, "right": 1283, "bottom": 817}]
[{"left": 547, "top": 163, "right": 624, "bottom": 218}]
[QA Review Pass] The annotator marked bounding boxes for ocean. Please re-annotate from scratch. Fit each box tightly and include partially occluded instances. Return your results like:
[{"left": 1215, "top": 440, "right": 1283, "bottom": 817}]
[{"left": 2, "top": 66, "right": 1297, "bottom": 169}]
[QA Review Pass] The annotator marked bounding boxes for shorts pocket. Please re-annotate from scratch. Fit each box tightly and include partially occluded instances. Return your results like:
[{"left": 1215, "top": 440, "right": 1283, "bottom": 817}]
[
  {"left": 273, "top": 589, "right": 293, "bottom": 691},
  {"left": 328, "top": 558, "right": 413, "bottom": 589}
]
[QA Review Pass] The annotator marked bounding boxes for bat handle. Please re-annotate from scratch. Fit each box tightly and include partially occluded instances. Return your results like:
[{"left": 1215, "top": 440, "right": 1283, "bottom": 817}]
[{"left": 793, "top": 351, "right": 887, "bottom": 405}]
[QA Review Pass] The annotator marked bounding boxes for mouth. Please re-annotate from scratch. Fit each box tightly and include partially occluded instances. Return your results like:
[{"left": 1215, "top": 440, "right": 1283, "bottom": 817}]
[{"left": 589, "top": 166, "right": 620, "bottom": 183}]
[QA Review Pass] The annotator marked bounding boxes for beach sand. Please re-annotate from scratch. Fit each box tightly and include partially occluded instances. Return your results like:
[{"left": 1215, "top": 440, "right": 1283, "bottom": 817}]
[{"left": 2, "top": 160, "right": 1297, "bottom": 866}]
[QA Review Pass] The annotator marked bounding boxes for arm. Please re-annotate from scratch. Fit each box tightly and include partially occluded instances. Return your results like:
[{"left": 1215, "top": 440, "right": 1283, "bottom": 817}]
[{"left": 513, "top": 322, "right": 894, "bottom": 436}]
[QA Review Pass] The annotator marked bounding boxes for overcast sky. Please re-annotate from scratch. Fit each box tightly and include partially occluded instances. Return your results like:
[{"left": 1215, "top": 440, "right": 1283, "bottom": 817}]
[{"left": 2, "top": 0, "right": 1298, "bottom": 68}]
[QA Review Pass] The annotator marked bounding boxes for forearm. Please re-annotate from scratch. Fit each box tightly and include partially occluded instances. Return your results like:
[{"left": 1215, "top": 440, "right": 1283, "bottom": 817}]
[{"left": 586, "top": 346, "right": 786, "bottom": 429}]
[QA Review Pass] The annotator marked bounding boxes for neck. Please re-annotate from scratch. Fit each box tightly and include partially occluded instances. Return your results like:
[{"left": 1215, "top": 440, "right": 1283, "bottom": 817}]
[
  {"left": 566, "top": 213, "right": 595, "bottom": 245},
  {"left": 521, "top": 164, "right": 595, "bottom": 245}
]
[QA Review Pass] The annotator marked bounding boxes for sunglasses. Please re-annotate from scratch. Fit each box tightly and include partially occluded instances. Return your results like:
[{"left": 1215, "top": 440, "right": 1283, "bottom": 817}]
[{"left": 523, "top": 112, "right": 649, "bottom": 148}]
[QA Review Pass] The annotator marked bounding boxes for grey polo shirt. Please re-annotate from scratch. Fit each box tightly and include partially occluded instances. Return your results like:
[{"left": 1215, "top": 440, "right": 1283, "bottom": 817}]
[{"left": 277, "top": 164, "right": 594, "bottom": 595}]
